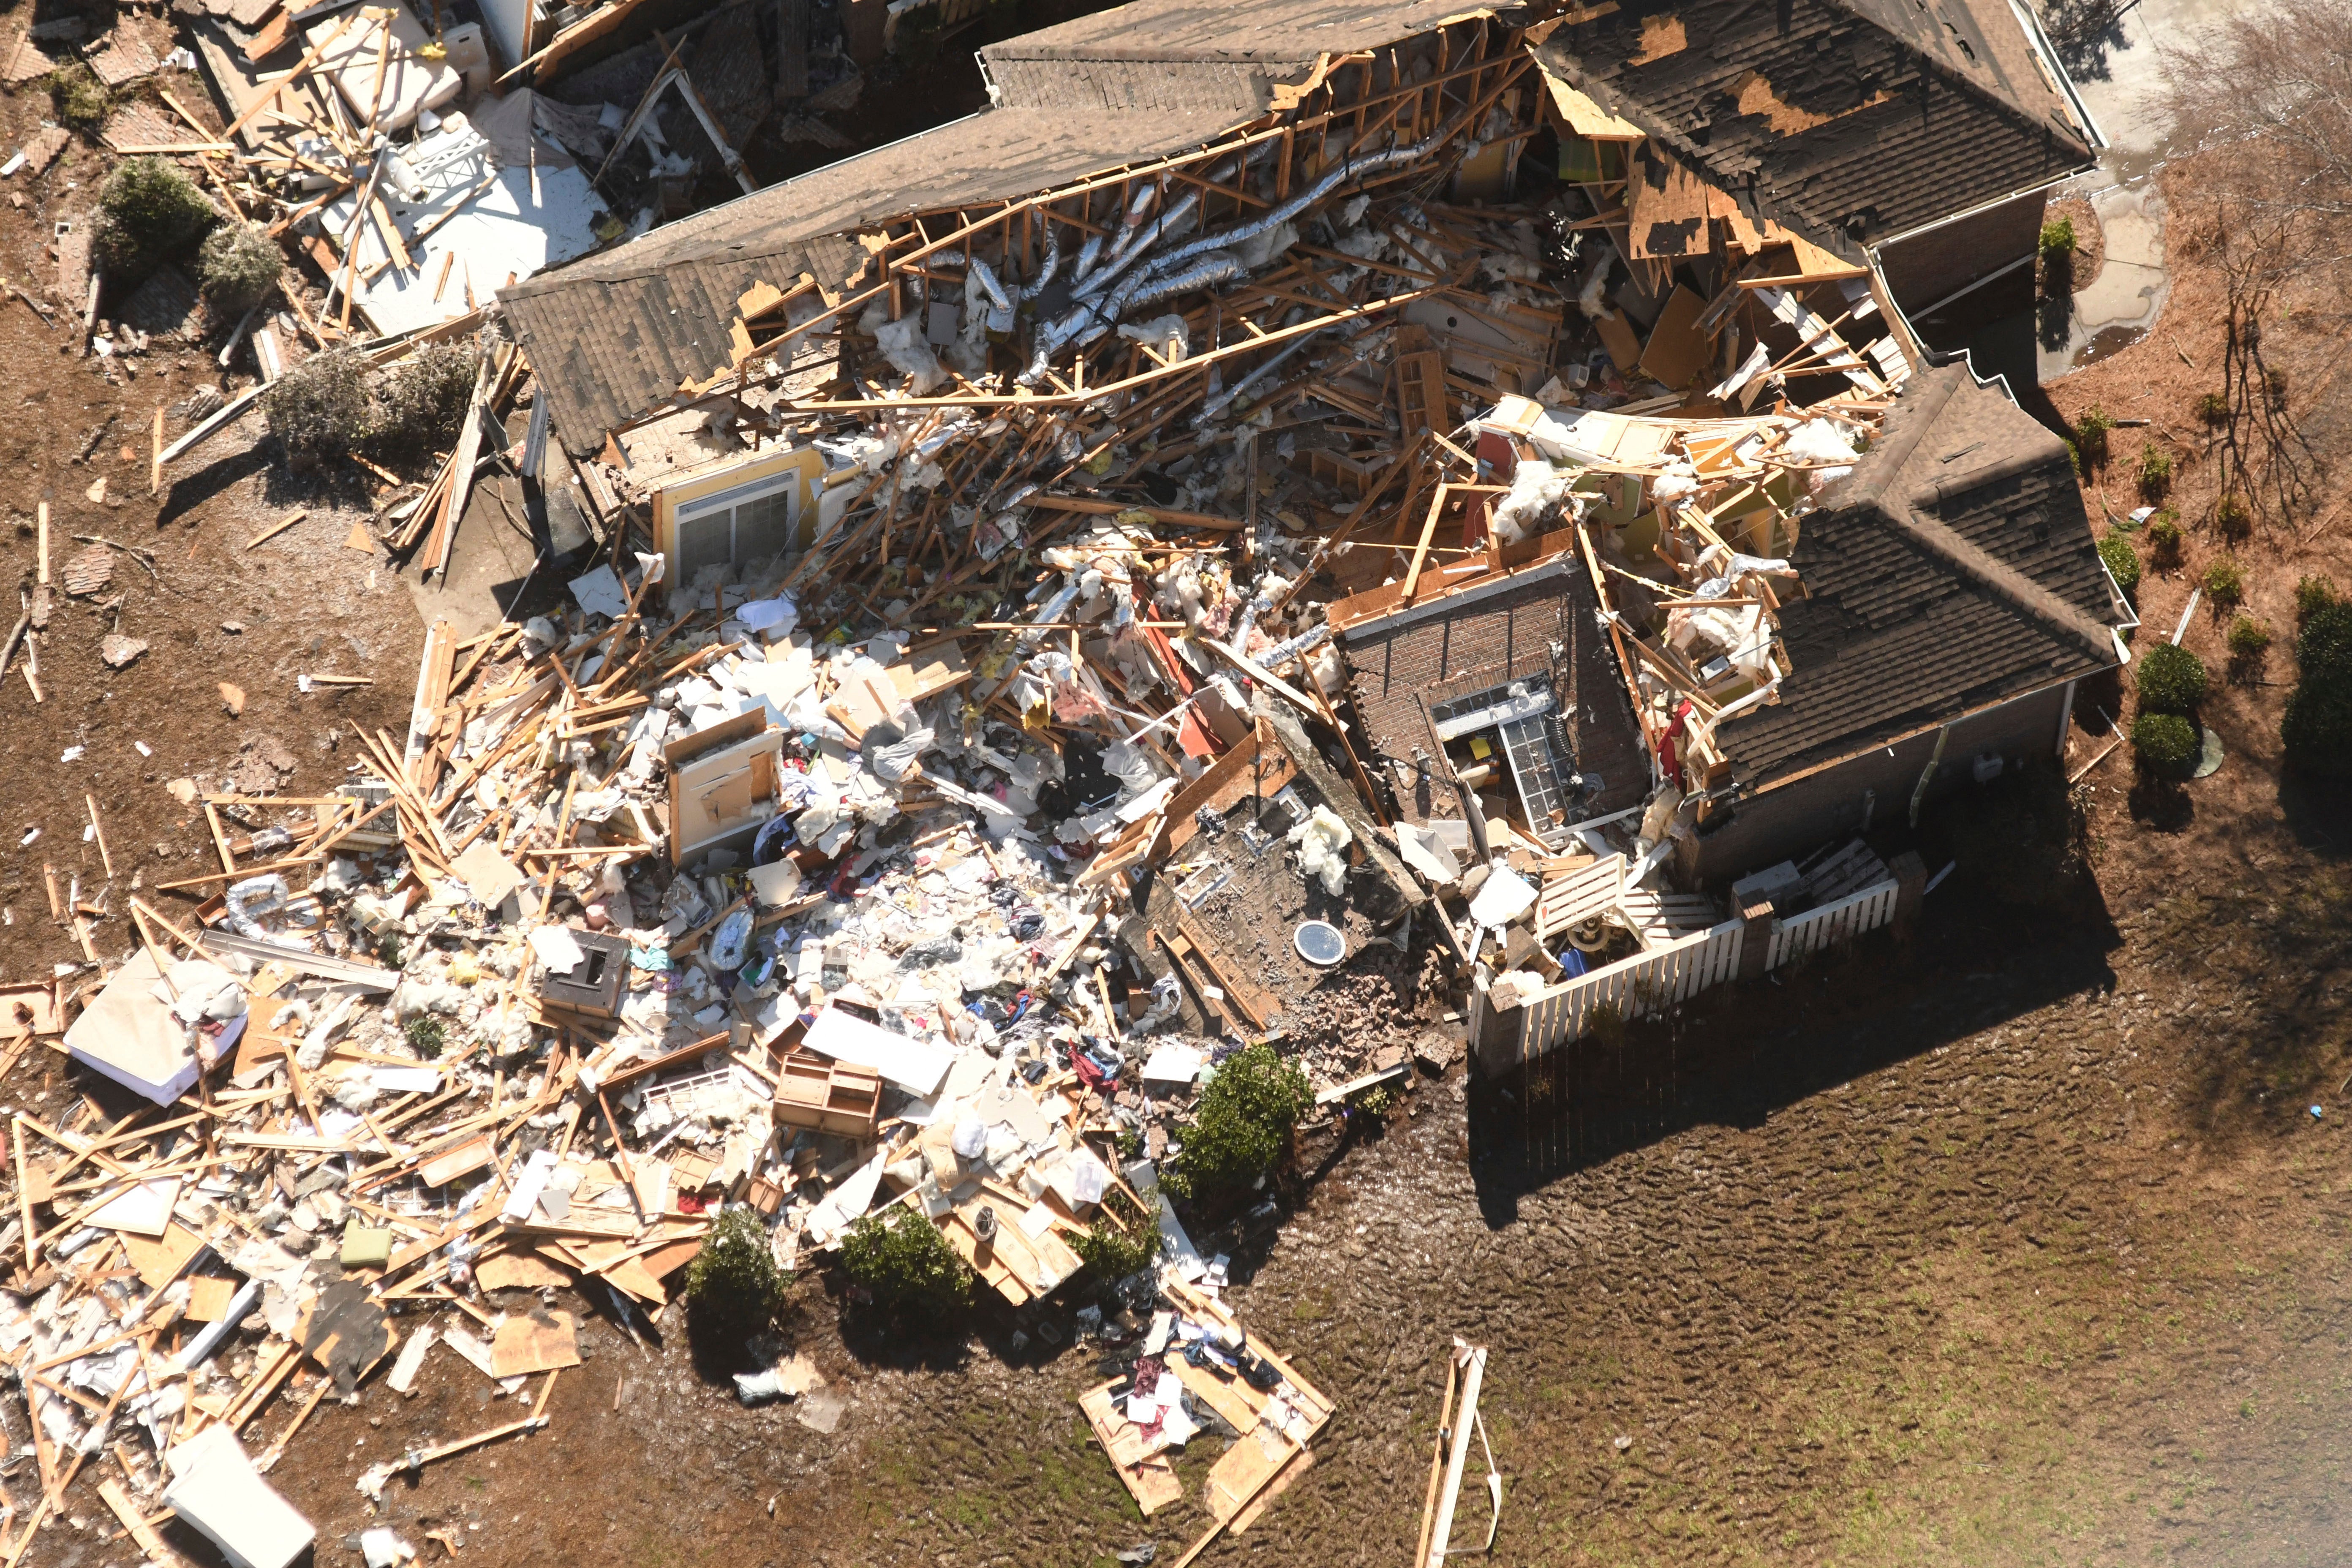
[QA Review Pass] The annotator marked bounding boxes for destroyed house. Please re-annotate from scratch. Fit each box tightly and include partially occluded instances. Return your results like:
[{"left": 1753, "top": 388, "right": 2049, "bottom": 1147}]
[{"left": 1528, "top": 0, "right": 2102, "bottom": 364}]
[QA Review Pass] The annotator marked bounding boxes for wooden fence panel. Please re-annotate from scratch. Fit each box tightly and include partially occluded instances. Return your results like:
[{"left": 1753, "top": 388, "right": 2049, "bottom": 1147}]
[{"left": 1762, "top": 879, "right": 1899, "bottom": 972}]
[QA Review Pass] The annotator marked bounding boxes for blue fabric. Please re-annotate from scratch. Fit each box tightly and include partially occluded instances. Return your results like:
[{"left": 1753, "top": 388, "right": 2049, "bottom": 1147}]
[
  {"left": 1557, "top": 945, "right": 1588, "bottom": 979},
  {"left": 751, "top": 813, "right": 798, "bottom": 867}
]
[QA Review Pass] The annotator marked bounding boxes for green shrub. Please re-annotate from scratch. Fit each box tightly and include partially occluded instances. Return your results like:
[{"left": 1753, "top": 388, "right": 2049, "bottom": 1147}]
[
  {"left": 2227, "top": 614, "right": 2273, "bottom": 667},
  {"left": 403, "top": 1015, "right": 444, "bottom": 1056},
  {"left": 2194, "top": 390, "right": 2230, "bottom": 425},
  {"left": 263, "top": 348, "right": 370, "bottom": 468},
  {"left": 1165, "top": 1043, "right": 1312, "bottom": 1202},
  {"left": 2135, "top": 642, "right": 2208, "bottom": 714},
  {"left": 2284, "top": 602, "right": 2352, "bottom": 777},
  {"left": 46, "top": 64, "right": 108, "bottom": 132},
  {"left": 2295, "top": 574, "right": 2338, "bottom": 624},
  {"left": 93, "top": 157, "right": 217, "bottom": 282},
  {"left": 2131, "top": 711, "right": 2198, "bottom": 771},
  {"left": 839, "top": 1206, "right": 971, "bottom": 1322},
  {"left": 2063, "top": 437, "right": 2081, "bottom": 477},
  {"left": 2074, "top": 407, "right": 2114, "bottom": 470},
  {"left": 2039, "top": 217, "right": 2077, "bottom": 259},
  {"left": 2145, "top": 511, "right": 2183, "bottom": 566},
  {"left": 2136, "top": 444, "right": 2172, "bottom": 500},
  {"left": 196, "top": 222, "right": 282, "bottom": 316},
  {"left": 1071, "top": 1216, "right": 1160, "bottom": 1284},
  {"left": 2098, "top": 534, "right": 2141, "bottom": 602},
  {"left": 2202, "top": 555, "right": 2246, "bottom": 607},
  {"left": 373, "top": 341, "right": 479, "bottom": 456},
  {"left": 685, "top": 1206, "right": 789, "bottom": 1341},
  {"left": 2215, "top": 492, "right": 2252, "bottom": 542}
]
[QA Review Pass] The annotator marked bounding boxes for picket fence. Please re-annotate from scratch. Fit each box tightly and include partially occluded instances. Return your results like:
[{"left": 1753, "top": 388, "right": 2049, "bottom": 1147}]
[{"left": 1477, "top": 875, "right": 1904, "bottom": 1070}]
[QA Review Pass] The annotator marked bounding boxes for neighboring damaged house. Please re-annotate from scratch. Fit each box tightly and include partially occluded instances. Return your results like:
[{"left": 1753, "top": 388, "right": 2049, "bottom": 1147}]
[
  {"left": 1528, "top": 0, "right": 2102, "bottom": 376},
  {"left": 1684, "top": 360, "right": 2127, "bottom": 879}
]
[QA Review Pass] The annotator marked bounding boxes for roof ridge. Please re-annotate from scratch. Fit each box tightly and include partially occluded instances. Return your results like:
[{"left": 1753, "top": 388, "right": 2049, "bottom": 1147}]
[{"left": 1814, "top": 0, "right": 2092, "bottom": 165}]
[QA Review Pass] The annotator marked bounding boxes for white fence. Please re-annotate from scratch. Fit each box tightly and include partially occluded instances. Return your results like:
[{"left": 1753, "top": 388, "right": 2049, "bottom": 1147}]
[
  {"left": 1476, "top": 873, "right": 1905, "bottom": 1070},
  {"left": 1762, "top": 879, "right": 1903, "bottom": 971}
]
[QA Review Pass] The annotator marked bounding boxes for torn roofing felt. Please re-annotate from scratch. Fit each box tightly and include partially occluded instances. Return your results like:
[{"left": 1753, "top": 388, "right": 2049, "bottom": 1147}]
[
  {"left": 1532, "top": 0, "right": 2096, "bottom": 262},
  {"left": 1713, "top": 362, "right": 2118, "bottom": 787}
]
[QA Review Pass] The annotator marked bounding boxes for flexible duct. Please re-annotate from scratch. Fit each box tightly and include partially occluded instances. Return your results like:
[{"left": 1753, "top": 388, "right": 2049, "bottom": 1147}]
[
  {"left": 1127, "top": 129, "right": 1444, "bottom": 296},
  {"left": 1023, "top": 252, "right": 1243, "bottom": 381},
  {"left": 1023, "top": 126, "right": 1451, "bottom": 387},
  {"left": 1194, "top": 316, "right": 1321, "bottom": 424},
  {"left": 967, "top": 257, "right": 1013, "bottom": 314},
  {"left": 1012, "top": 221, "right": 1062, "bottom": 302}
]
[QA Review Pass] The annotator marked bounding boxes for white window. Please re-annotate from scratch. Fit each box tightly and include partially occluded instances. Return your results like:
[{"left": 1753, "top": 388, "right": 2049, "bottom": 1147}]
[{"left": 673, "top": 471, "right": 800, "bottom": 582}]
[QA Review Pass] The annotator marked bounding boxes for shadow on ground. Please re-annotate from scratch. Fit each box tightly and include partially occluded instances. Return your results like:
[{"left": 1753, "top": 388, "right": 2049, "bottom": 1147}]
[{"left": 1465, "top": 874, "right": 2125, "bottom": 1227}]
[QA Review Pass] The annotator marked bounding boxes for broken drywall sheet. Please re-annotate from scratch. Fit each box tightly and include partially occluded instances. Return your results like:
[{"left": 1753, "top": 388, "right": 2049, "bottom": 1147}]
[{"left": 324, "top": 95, "right": 606, "bottom": 336}]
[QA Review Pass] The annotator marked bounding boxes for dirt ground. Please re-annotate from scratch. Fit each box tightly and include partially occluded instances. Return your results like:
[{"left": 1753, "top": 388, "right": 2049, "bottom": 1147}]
[
  {"left": 0, "top": 97, "right": 428, "bottom": 985},
  {"left": 13, "top": 78, "right": 2352, "bottom": 1568}
]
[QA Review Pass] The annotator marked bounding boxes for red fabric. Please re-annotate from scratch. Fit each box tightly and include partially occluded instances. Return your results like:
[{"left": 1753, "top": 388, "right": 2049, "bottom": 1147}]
[
  {"left": 1138, "top": 622, "right": 1220, "bottom": 760},
  {"left": 1656, "top": 699, "right": 1694, "bottom": 789}
]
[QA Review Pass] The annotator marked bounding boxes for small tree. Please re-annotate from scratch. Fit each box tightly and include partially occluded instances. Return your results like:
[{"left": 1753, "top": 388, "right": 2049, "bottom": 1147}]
[
  {"left": 2202, "top": 555, "right": 2247, "bottom": 608},
  {"left": 1165, "top": 1044, "right": 1312, "bottom": 1202},
  {"left": 2040, "top": 216, "right": 2079, "bottom": 259},
  {"left": 196, "top": 222, "right": 282, "bottom": 316},
  {"left": 2215, "top": 492, "right": 2253, "bottom": 542},
  {"left": 2099, "top": 534, "right": 2142, "bottom": 602},
  {"left": 2074, "top": 407, "right": 2114, "bottom": 471},
  {"left": 93, "top": 157, "right": 217, "bottom": 282},
  {"left": 2226, "top": 614, "right": 2273, "bottom": 662},
  {"left": 685, "top": 1206, "right": 789, "bottom": 1344},
  {"left": 839, "top": 1207, "right": 972, "bottom": 1323},
  {"left": 2282, "top": 601, "right": 2352, "bottom": 777},
  {"left": 2295, "top": 573, "right": 2338, "bottom": 624},
  {"left": 2136, "top": 643, "right": 2208, "bottom": 715}
]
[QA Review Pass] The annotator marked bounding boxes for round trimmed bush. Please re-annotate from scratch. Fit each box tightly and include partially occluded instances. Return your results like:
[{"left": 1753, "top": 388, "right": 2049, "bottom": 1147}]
[
  {"left": 46, "top": 65, "right": 108, "bottom": 132},
  {"left": 2137, "top": 444, "right": 2172, "bottom": 500},
  {"left": 2284, "top": 602, "right": 2352, "bottom": 777},
  {"left": 2135, "top": 642, "right": 2208, "bottom": 715},
  {"left": 840, "top": 1206, "right": 972, "bottom": 1323},
  {"left": 196, "top": 222, "right": 282, "bottom": 316},
  {"left": 373, "top": 341, "right": 479, "bottom": 456},
  {"left": 262, "top": 348, "right": 370, "bottom": 468},
  {"left": 2145, "top": 511, "right": 2183, "bottom": 566},
  {"left": 2226, "top": 614, "right": 2273, "bottom": 661},
  {"left": 685, "top": 1205, "right": 788, "bottom": 1343},
  {"left": 93, "top": 157, "right": 217, "bottom": 282},
  {"left": 2132, "top": 711, "right": 2197, "bottom": 771},
  {"left": 2099, "top": 534, "right": 2141, "bottom": 602}
]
